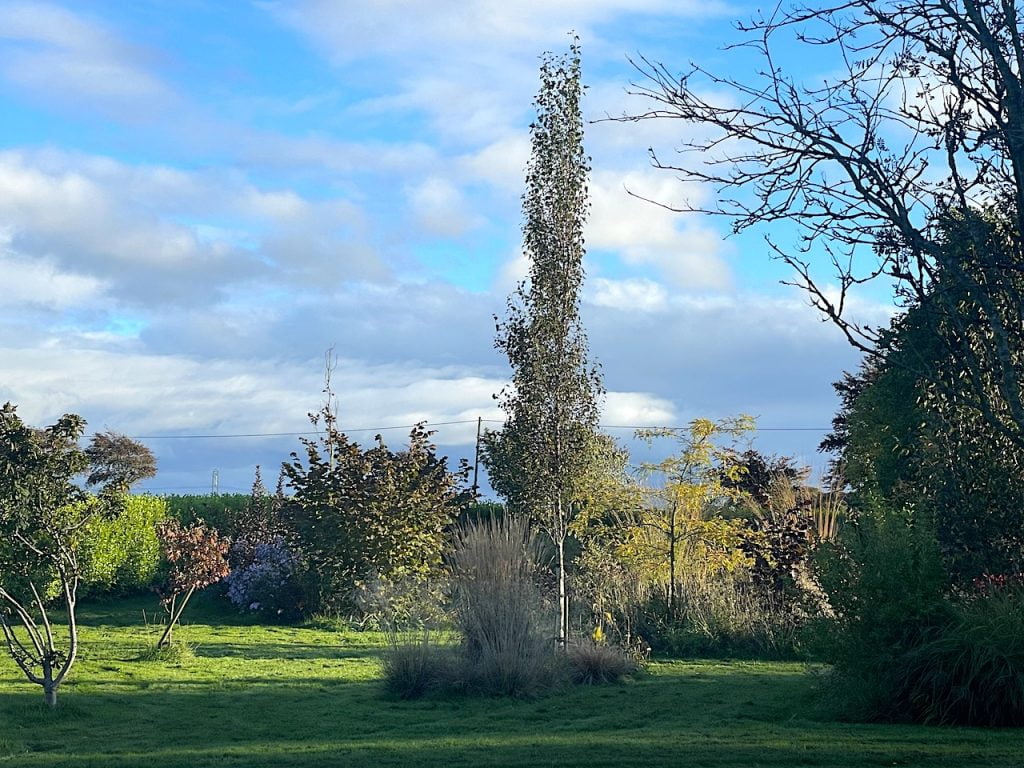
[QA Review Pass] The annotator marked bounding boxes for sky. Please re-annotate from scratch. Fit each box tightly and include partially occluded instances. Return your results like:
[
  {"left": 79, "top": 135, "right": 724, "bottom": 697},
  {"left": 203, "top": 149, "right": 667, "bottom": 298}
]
[{"left": 0, "top": 0, "right": 894, "bottom": 495}]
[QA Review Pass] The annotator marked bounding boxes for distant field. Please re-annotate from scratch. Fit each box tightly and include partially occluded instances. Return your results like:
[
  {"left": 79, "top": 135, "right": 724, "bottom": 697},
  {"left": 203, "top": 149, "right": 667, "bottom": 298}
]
[{"left": 1, "top": 595, "right": 1022, "bottom": 768}]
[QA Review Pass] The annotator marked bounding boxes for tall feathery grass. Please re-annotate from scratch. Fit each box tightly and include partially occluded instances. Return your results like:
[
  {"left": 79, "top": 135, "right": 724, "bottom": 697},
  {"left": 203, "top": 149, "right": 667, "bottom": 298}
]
[
  {"left": 381, "top": 515, "right": 558, "bottom": 697},
  {"left": 448, "top": 514, "right": 557, "bottom": 696}
]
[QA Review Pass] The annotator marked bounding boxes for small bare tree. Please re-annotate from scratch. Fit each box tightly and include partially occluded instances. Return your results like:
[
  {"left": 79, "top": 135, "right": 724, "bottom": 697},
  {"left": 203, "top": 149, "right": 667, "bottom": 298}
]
[{"left": 155, "top": 519, "right": 230, "bottom": 648}]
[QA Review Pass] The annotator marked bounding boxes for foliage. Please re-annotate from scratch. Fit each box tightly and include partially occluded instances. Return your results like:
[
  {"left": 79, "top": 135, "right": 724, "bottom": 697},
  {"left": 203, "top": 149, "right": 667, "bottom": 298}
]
[
  {"left": 351, "top": 575, "right": 447, "bottom": 632},
  {"left": 79, "top": 495, "right": 167, "bottom": 597},
  {"left": 719, "top": 449, "right": 803, "bottom": 513},
  {"left": 282, "top": 412, "right": 471, "bottom": 615},
  {"left": 565, "top": 640, "right": 637, "bottom": 685},
  {"left": 228, "top": 466, "right": 285, "bottom": 570},
  {"left": 812, "top": 501, "right": 952, "bottom": 720},
  {"left": 0, "top": 402, "right": 124, "bottom": 706},
  {"left": 448, "top": 515, "right": 556, "bottom": 696},
  {"left": 889, "top": 587, "right": 1024, "bottom": 726},
  {"left": 223, "top": 537, "right": 301, "bottom": 621},
  {"left": 648, "top": 570, "right": 801, "bottom": 659},
  {"left": 739, "top": 505, "right": 812, "bottom": 598},
  {"left": 154, "top": 519, "right": 230, "bottom": 648},
  {"left": 630, "top": 417, "right": 753, "bottom": 613},
  {"left": 484, "top": 40, "right": 601, "bottom": 645},
  {"left": 824, "top": 291, "right": 1024, "bottom": 584},
  {"left": 570, "top": 417, "right": 812, "bottom": 657},
  {"left": 455, "top": 500, "right": 505, "bottom": 528},
  {"left": 84, "top": 431, "right": 157, "bottom": 490},
  {"left": 162, "top": 493, "right": 249, "bottom": 534}
]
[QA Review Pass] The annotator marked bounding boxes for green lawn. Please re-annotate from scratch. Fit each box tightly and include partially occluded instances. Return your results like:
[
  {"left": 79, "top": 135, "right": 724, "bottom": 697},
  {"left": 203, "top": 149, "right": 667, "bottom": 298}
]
[{"left": 1, "top": 596, "right": 1022, "bottom": 767}]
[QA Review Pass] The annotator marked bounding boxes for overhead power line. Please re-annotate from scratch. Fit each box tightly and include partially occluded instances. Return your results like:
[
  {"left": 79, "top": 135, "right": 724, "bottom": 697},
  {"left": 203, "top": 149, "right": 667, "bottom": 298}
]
[{"left": 114, "top": 419, "right": 831, "bottom": 441}]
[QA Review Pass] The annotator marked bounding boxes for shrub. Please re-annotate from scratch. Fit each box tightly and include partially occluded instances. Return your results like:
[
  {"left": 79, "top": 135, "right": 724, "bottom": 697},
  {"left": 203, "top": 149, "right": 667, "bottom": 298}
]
[
  {"left": 223, "top": 537, "right": 302, "bottom": 620},
  {"left": 812, "top": 501, "right": 951, "bottom": 720},
  {"left": 163, "top": 494, "right": 248, "bottom": 534},
  {"left": 566, "top": 640, "right": 637, "bottom": 684},
  {"left": 79, "top": 495, "right": 167, "bottom": 596},
  {"left": 282, "top": 417, "right": 472, "bottom": 615},
  {"left": 381, "top": 631, "right": 456, "bottom": 699},
  {"left": 352, "top": 574, "right": 447, "bottom": 631},
  {"left": 644, "top": 569, "right": 801, "bottom": 659},
  {"left": 889, "top": 587, "right": 1024, "bottom": 726}
]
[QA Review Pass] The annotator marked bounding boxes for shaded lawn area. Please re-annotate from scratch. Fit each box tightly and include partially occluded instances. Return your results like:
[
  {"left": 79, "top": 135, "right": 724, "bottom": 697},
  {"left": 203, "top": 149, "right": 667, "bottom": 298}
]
[{"left": 1, "top": 596, "right": 1022, "bottom": 767}]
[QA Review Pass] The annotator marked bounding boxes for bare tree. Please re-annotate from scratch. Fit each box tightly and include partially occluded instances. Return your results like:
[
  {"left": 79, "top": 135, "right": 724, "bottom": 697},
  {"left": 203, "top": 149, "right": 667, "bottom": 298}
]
[{"left": 622, "top": 0, "right": 1024, "bottom": 447}]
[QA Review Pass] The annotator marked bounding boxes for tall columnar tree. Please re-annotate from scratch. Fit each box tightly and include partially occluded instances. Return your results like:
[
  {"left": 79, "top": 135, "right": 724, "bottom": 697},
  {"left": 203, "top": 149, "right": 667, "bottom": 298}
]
[{"left": 484, "top": 41, "right": 603, "bottom": 646}]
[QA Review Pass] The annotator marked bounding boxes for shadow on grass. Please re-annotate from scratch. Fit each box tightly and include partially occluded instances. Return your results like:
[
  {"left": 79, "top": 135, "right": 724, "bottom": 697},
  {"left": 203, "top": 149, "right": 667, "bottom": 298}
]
[
  {"left": 76, "top": 592, "right": 280, "bottom": 629},
  {"left": 193, "top": 642, "right": 381, "bottom": 660},
  {"left": 1, "top": 668, "right": 1022, "bottom": 768}
]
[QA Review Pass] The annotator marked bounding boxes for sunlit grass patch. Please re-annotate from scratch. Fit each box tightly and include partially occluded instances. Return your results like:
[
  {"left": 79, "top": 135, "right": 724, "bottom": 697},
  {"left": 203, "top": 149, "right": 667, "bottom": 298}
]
[{"left": 1, "top": 594, "right": 1024, "bottom": 767}]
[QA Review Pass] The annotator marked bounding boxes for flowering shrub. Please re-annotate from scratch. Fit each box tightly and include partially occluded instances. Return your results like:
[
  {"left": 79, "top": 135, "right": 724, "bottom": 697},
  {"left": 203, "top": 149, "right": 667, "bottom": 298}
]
[{"left": 224, "top": 537, "right": 302, "bottom": 620}]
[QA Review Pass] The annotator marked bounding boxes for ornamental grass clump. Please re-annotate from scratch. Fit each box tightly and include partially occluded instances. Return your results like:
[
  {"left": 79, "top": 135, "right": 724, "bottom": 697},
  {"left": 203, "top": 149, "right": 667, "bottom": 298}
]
[
  {"left": 448, "top": 515, "right": 556, "bottom": 696},
  {"left": 381, "top": 630, "right": 455, "bottom": 699},
  {"left": 566, "top": 640, "right": 637, "bottom": 685},
  {"left": 889, "top": 586, "right": 1024, "bottom": 726}
]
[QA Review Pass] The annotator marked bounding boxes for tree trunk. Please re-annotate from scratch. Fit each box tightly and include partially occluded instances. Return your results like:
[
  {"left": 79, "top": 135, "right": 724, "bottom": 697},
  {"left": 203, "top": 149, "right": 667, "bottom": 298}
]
[
  {"left": 668, "top": 502, "right": 677, "bottom": 617},
  {"left": 42, "top": 662, "right": 57, "bottom": 708},
  {"left": 157, "top": 586, "right": 196, "bottom": 648},
  {"left": 557, "top": 536, "right": 567, "bottom": 647}
]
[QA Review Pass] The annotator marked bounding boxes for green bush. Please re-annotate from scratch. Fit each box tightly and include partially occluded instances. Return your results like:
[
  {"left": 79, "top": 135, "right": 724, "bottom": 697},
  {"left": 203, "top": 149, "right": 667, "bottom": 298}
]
[
  {"left": 79, "top": 495, "right": 167, "bottom": 596},
  {"left": 812, "top": 501, "right": 952, "bottom": 720},
  {"left": 890, "top": 587, "right": 1024, "bottom": 726},
  {"left": 163, "top": 494, "right": 247, "bottom": 534}
]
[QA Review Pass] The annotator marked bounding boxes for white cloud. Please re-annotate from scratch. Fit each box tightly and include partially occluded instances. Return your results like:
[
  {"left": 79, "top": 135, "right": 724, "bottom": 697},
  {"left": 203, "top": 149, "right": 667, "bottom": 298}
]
[
  {"left": 0, "top": 250, "right": 107, "bottom": 310},
  {"left": 0, "top": 1, "right": 175, "bottom": 116},
  {"left": 588, "top": 169, "right": 732, "bottom": 290},
  {"left": 269, "top": 1, "right": 725, "bottom": 64},
  {"left": 407, "top": 176, "right": 483, "bottom": 238},
  {"left": 603, "top": 390, "right": 676, "bottom": 426},
  {"left": 458, "top": 134, "right": 530, "bottom": 194},
  {"left": 0, "top": 150, "right": 387, "bottom": 307},
  {"left": 588, "top": 276, "right": 667, "bottom": 312}
]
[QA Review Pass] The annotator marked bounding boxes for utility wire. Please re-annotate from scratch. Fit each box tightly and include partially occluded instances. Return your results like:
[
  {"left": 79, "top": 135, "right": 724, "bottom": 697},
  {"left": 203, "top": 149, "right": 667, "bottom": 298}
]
[{"left": 116, "top": 420, "right": 831, "bottom": 441}]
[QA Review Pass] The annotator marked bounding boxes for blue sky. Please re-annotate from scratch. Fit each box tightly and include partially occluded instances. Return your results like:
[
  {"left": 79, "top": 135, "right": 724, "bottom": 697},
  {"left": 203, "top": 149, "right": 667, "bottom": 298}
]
[{"left": 0, "top": 1, "right": 893, "bottom": 494}]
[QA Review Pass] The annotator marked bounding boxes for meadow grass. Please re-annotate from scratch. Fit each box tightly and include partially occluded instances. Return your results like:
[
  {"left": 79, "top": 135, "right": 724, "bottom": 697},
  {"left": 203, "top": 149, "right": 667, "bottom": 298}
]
[{"left": 1, "top": 594, "right": 1023, "bottom": 767}]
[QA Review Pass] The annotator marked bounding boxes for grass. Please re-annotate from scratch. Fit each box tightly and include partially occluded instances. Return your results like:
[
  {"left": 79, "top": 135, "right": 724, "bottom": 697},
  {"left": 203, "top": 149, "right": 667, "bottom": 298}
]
[{"left": 1, "top": 594, "right": 1023, "bottom": 767}]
